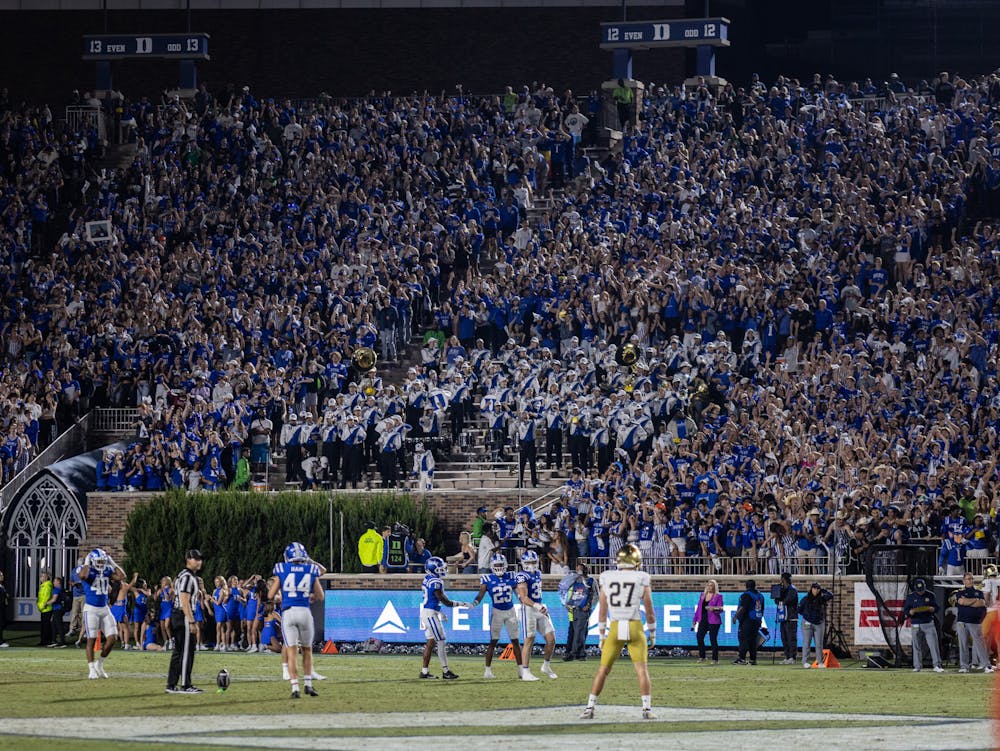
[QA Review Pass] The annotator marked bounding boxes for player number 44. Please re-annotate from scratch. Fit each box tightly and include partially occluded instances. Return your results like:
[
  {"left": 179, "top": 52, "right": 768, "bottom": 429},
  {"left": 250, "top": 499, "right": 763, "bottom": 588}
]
[{"left": 282, "top": 573, "right": 311, "bottom": 596}]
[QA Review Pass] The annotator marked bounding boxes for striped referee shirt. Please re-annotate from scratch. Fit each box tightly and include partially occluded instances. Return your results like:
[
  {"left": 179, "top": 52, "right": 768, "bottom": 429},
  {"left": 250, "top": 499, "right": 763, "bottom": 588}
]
[{"left": 172, "top": 568, "right": 199, "bottom": 609}]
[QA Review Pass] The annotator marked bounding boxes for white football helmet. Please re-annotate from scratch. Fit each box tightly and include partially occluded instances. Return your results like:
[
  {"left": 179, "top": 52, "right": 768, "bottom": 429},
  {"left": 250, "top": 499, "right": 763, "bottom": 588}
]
[
  {"left": 425, "top": 557, "right": 447, "bottom": 578},
  {"left": 521, "top": 550, "right": 539, "bottom": 573},
  {"left": 491, "top": 553, "right": 508, "bottom": 575},
  {"left": 89, "top": 548, "right": 110, "bottom": 568}
]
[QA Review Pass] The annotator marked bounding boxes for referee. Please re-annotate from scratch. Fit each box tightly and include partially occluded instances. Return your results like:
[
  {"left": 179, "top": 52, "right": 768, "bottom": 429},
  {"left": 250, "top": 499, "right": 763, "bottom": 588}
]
[{"left": 166, "top": 549, "right": 204, "bottom": 694}]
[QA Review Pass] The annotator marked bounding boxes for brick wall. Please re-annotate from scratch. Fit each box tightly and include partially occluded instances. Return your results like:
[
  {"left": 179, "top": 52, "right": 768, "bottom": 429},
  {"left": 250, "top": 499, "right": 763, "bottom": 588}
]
[
  {"left": 324, "top": 572, "right": 862, "bottom": 648},
  {"left": 0, "top": 8, "right": 684, "bottom": 105}
]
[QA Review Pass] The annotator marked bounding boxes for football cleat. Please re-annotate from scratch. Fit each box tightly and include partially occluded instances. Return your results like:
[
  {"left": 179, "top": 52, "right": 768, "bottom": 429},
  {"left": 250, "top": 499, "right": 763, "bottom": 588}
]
[
  {"left": 284, "top": 542, "right": 309, "bottom": 563},
  {"left": 580, "top": 707, "right": 595, "bottom": 719},
  {"left": 441, "top": 670, "right": 459, "bottom": 680},
  {"left": 520, "top": 550, "right": 540, "bottom": 573},
  {"left": 304, "top": 686, "right": 319, "bottom": 697},
  {"left": 483, "top": 667, "right": 495, "bottom": 679},
  {"left": 96, "top": 661, "right": 109, "bottom": 679},
  {"left": 520, "top": 670, "right": 539, "bottom": 681},
  {"left": 642, "top": 709, "right": 656, "bottom": 720},
  {"left": 616, "top": 543, "right": 642, "bottom": 570},
  {"left": 425, "top": 557, "right": 447, "bottom": 578},
  {"left": 310, "top": 671, "right": 326, "bottom": 681},
  {"left": 291, "top": 690, "right": 300, "bottom": 699},
  {"left": 419, "top": 671, "right": 438, "bottom": 679},
  {"left": 181, "top": 686, "right": 203, "bottom": 694},
  {"left": 282, "top": 665, "right": 290, "bottom": 681},
  {"left": 541, "top": 664, "right": 558, "bottom": 679},
  {"left": 490, "top": 553, "right": 508, "bottom": 575}
]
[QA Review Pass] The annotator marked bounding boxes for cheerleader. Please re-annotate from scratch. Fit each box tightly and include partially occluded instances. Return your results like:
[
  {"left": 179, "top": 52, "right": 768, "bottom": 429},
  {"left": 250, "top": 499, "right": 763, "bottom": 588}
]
[
  {"left": 193, "top": 577, "right": 207, "bottom": 650},
  {"left": 260, "top": 601, "right": 283, "bottom": 654},
  {"left": 132, "top": 579, "right": 150, "bottom": 649},
  {"left": 155, "top": 576, "right": 173, "bottom": 649},
  {"left": 226, "top": 575, "right": 242, "bottom": 651},
  {"left": 112, "top": 572, "right": 137, "bottom": 649},
  {"left": 211, "top": 576, "right": 229, "bottom": 652},
  {"left": 244, "top": 575, "right": 261, "bottom": 652},
  {"left": 140, "top": 610, "right": 163, "bottom": 651}
]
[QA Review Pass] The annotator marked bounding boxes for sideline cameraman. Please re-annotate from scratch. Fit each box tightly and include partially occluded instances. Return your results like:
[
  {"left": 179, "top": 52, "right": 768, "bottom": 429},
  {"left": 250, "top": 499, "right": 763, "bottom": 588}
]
[{"left": 381, "top": 523, "right": 411, "bottom": 573}]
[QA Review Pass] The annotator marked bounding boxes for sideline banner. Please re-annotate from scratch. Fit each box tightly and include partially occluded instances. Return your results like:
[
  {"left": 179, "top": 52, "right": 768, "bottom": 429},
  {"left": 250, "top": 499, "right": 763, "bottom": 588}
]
[
  {"left": 324, "top": 588, "right": 784, "bottom": 645},
  {"left": 854, "top": 582, "right": 911, "bottom": 646}
]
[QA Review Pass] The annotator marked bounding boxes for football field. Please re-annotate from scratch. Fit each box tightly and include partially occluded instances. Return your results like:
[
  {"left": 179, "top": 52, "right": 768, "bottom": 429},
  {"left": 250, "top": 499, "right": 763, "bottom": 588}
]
[{"left": 0, "top": 648, "right": 992, "bottom": 750}]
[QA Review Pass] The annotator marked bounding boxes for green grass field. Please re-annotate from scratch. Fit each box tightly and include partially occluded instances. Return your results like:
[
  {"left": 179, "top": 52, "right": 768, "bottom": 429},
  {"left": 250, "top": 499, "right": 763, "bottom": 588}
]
[{"left": 0, "top": 642, "right": 991, "bottom": 751}]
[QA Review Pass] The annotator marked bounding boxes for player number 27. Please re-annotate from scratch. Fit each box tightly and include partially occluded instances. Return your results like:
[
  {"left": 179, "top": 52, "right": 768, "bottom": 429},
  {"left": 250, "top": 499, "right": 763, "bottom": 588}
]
[
  {"left": 606, "top": 581, "right": 635, "bottom": 608},
  {"left": 282, "top": 573, "right": 311, "bottom": 596}
]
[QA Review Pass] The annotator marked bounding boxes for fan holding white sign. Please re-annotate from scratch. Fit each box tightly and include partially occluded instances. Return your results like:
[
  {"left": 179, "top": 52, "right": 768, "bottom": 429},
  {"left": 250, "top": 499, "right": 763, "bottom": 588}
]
[{"left": 85, "top": 220, "right": 113, "bottom": 243}]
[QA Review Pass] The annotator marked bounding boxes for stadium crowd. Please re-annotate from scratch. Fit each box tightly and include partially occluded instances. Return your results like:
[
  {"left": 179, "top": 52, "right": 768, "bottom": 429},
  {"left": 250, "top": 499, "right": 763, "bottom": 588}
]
[{"left": 3, "top": 71, "right": 1000, "bottom": 574}]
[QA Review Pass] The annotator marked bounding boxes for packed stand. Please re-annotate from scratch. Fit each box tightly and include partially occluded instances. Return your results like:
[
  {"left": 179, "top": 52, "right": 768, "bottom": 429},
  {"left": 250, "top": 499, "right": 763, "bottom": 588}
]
[
  {"left": 3, "top": 69, "right": 1000, "bottom": 572},
  {"left": 0, "top": 91, "right": 104, "bottom": 484}
]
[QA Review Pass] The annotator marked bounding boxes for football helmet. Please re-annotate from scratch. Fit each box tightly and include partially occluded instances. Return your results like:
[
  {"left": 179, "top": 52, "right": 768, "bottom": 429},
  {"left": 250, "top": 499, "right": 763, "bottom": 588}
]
[
  {"left": 617, "top": 544, "right": 642, "bottom": 570},
  {"left": 284, "top": 542, "right": 309, "bottom": 563},
  {"left": 426, "top": 556, "right": 447, "bottom": 578},
  {"left": 491, "top": 553, "right": 508, "bottom": 575},
  {"left": 89, "top": 548, "right": 110, "bottom": 568},
  {"left": 986, "top": 564, "right": 999, "bottom": 579},
  {"left": 521, "top": 550, "right": 540, "bottom": 573}
]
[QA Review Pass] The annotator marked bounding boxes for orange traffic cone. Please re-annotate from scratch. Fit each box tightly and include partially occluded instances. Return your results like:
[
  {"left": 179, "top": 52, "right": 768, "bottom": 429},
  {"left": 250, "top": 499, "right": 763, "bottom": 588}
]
[
  {"left": 321, "top": 640, "right": 339, "bottom": 655},
  {"left": 810, "top": 649, "right": 841, "bottom": 669},
  {"left": 498, "top": 643, "right": 516, "bottom": 661}
]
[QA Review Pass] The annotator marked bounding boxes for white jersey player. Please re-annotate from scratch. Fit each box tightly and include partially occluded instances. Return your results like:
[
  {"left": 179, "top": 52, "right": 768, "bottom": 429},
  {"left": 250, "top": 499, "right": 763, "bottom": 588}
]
[
  {"left": 581, "top": 543, "right": 656, "bottom": 720},
  {"left": 515, "top": 550, "right": 557, "bottom": 681}
]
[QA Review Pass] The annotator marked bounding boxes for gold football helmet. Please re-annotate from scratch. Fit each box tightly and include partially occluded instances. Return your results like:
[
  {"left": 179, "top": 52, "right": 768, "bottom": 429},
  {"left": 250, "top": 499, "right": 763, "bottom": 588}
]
[
  {"left": 985, "top": 564, "right": 998, "bottom": 579},
  {"left": 617, "top": 544, "right": 642, "bottom": 570}
]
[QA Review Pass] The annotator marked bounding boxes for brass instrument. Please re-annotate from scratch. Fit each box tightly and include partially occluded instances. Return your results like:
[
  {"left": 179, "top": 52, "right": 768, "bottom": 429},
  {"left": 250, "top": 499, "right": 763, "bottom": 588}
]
[
  {"left": 352, "top": 347, "right": 377, "bottom": 372},
  {"left": 617, "top": 343, "right": 639, "bottom": 367},
  {"left": 618, "top": 343, "right": 639, "bottom": 393}
]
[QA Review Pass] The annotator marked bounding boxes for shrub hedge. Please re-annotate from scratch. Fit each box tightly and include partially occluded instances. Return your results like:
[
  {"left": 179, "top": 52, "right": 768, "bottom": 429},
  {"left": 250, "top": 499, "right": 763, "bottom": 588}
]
[{"left": 122, "top": 489, "right": 444, "bottom": 577}]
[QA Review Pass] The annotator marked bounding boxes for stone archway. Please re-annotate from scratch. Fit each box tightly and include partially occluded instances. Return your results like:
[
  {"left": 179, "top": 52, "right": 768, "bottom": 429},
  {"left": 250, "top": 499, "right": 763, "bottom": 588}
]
[{"left": 2, "top": 472, "right": 86, "bottom": 622}]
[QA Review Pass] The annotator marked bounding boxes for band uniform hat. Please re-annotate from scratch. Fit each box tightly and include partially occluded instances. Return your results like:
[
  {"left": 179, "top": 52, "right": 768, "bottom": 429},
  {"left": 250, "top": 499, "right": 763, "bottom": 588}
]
[{"left": 912, "top": 577, "right": 926, "bottom": 591}]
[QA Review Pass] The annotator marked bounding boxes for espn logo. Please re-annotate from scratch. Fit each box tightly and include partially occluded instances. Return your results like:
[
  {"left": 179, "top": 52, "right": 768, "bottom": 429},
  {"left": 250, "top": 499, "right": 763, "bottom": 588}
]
[{"left": 857, "top": 598, "right": 904, "bottom": 627}]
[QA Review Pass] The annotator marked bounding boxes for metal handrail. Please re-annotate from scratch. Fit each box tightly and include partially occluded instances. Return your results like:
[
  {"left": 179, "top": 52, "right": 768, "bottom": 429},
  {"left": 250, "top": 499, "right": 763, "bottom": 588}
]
[
  {"left": 89, "top": 407, "right": 140, "bottom": 434},
  {"left": 574, "top": 553, "right": 999, "bottom": 577}
]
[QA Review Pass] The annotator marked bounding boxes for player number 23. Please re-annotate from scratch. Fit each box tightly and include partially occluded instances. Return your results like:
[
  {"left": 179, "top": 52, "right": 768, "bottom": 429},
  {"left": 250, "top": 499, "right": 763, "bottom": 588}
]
[{"left": 606, "top": 581, "right": 635, "bottom": 608}]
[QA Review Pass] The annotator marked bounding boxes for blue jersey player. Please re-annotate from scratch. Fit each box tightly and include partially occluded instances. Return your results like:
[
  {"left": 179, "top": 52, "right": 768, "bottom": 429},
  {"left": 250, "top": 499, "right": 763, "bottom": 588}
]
[
  {"left": 419, "top": 556, "right": 467, "bottom": 679},
  {"left": 515, "top": 550, "right": 557, "bottom": 681},
  {"left": 78, "top": 548, "right": 126, "bottom": 679},
  {"left": 267, "top": 542, "right": 324, "bottom": 699},
  {"left": 470, "top": 553, "right": 523, "bottom": 678}
]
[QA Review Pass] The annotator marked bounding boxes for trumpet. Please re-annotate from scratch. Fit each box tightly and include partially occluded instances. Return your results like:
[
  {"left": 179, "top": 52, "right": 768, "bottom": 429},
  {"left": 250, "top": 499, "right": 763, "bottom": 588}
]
[{"left": 352, "top": 346, "right": 377, "bottom": 371}]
